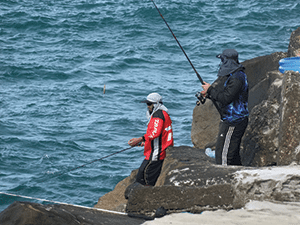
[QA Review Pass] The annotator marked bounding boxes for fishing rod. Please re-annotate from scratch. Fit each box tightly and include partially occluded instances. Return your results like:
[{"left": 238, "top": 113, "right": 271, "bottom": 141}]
[
  {"left": 2, "top": 146, "right": 135, "bottom": 195},
  {"left": 0, "top": 146, "right": 136, "bottom": 215},
  {"left": 150, "top": 0, "right": 204, "bottom": 85},
  {"left": 48, "top": 146, "right": 135, "bottom": 180}
]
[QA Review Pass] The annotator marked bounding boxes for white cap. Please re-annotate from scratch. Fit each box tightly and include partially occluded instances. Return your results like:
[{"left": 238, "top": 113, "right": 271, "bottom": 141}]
[{"left": 141, "top": 93, "right": 163, "bottom": 104}]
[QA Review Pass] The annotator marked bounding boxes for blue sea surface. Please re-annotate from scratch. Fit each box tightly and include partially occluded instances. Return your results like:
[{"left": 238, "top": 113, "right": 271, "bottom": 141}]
[{"left": 0, "top": 0, "right": 299, "bottom": 212}]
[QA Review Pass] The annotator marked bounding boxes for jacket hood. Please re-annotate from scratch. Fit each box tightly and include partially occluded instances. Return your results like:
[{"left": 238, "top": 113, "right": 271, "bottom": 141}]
[{"left": 216, "top": 49, "right": 245, "bottom": 77}]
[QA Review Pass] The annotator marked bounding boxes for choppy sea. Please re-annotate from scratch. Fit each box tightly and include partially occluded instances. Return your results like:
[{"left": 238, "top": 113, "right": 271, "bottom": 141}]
[{"left": 0, "top": 0, "right": 299, "bottom": 212}]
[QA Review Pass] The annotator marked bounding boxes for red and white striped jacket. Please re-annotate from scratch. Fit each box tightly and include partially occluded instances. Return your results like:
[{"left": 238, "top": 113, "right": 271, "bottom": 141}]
[{"left": 143, "top": 109, "right": 173, "bottom": 161}]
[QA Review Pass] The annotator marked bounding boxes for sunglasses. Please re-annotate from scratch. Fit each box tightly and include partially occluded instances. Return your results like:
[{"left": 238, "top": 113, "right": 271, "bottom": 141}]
[{"left": 146, "top": 102, "right": 153, "bottom": 106}]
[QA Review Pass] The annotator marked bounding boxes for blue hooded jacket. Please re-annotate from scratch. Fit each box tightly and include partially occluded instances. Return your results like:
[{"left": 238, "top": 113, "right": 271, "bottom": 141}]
[{"left": 207, "top": 49, "right": 249, "bottom": 124}]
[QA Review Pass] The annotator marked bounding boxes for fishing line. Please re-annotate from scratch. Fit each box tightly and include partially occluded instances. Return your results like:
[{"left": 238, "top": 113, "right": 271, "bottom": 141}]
[
  {"left": 51, "top": 146, "right": 135, "bottom": 179},
  {"left": 21, "top": 145, "right": 135, "bottom": 185},
  {"left": 150, "top": 0, "right": 204, "bottom": 85},
  {"left": 0, "top": 146, "right": 135, "bottom": 207},
  {"left": 0, "top": 191, "right": 128, "bottom": 215}
]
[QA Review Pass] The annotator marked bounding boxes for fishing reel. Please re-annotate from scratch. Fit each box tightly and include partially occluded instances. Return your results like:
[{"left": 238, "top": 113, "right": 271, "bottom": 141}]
[{"left": 195, "top": 91, "right": 206, "bottom": 105}]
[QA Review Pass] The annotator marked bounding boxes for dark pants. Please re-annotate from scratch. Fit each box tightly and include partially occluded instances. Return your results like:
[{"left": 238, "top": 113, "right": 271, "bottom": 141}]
[
  {"left": 215, "top": 117, "right": 248, "bottom": 166},
  {"left": 136, "top": 159, "right": 164, "bottom": 186}
]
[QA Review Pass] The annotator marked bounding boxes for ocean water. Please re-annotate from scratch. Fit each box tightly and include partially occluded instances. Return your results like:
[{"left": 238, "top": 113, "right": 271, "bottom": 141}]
[{"left": 0, "top": 0, "right": 299, "bottom": 212}]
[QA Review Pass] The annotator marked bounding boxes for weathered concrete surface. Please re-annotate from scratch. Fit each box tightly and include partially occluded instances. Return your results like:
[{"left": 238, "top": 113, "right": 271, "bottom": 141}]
[
  {"left": 232, "top": 163, "right": 300, "bottom": 207},
  {"left": 155, "top": 146, "right": 236, "bottom": 187},
  {"left": 143, "top": 201, "right": 300, "bottom": 225},
  {"left": 121, "top": 146, "right": 300, "bottom": 217},
  {"left": 126, "top": 184, "right": 234, "bottom": 216},
  {"left": 124, "top": 146, "right": 239, "bottom": 216},
  {"left": 278, "top": 71, "right": 300, "bottom": 165},
  {"left": 93, "top": 146, "right": 244, "bottom": 217},
  {"left": 0, "top": 201, "right": 146, "bottom": 225},
  {"left": 95, "top": 146, "right": 234, "bottom": 214},
  {"left": 125, "top": 148, "right": 300, "bottom": 217}
]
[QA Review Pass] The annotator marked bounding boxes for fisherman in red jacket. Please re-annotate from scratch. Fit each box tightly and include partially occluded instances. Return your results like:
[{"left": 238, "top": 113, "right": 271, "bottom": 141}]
[{"left": 128, "top": 93, "right": 174, "bottom": 186}]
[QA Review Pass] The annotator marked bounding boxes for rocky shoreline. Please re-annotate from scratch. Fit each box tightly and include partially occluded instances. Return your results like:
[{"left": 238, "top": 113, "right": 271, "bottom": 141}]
[
  {"left": 94, "top": 27, "right": 300, "bottom": 218},
  {"left": 1, "top": 27, "right": 300, "bottom": 224},
  {"left": 95, "top": 146, "right": 300, "bottom": 217}
]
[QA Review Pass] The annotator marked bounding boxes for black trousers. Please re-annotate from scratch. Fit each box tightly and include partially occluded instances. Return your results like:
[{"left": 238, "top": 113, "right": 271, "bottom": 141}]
[
  {"left": 215, "top": 117, "right": 248, "bottom": 166},
  {"left": 136, "top": 159, "right": 164, "bottom": 186}
]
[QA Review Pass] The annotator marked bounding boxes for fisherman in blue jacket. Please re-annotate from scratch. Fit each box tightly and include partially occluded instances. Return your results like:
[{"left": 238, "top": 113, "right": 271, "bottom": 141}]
[{"left": 201, "top": 49, "right": 249, "bottom": 166}]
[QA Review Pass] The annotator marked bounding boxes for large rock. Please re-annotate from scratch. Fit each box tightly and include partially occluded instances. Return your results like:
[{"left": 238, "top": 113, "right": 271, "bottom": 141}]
[
  {"left": 126, "top": 184, "right": 234, "bottom": 216},
  {"left": 155, "top": 146, "right": 234, "bottom": 187},
  {"left": 0, "top": 201, "right": 146, "bottom": 225},
  {"left": 191, "top": 99, "right": 219, "bottom": 149},
  {"left": 241, "top": 70, "right": 300, "bottom": 166},
  {"left": 288, "top": 27, "right": 300, "bottom": 57},
  {"left": 125, "top": 147, "right": 300, "bottom": 217},
  {"left": 240, "top": 27, "right": 300, "bottom": 166},
  {"left": 125, "top": 146, "right": 240, "bottom": 217},
  {"left": 94, "top": 169, "right": 138, "bottom": 212},
  {"left": 102, "top": 146, "right": 300, "bottom": 217},
  {"left": 240, "top": 75, "right": 283, "bottom": 166},
  {"left": 247, "top": 67, "right": 285, "bottom": 112},
  {"left": 278, "top": 70, "right": 300, "bottom": 165},
  {"left": 243, "top": 52, "right": 287, "bottom": 93}
]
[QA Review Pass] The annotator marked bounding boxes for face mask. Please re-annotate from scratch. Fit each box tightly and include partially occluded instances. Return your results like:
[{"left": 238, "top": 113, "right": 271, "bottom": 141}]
[{"left": 218, "top": 56, "right": 226, "bottom": 67}]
